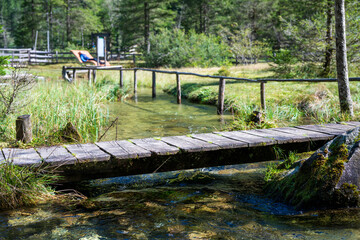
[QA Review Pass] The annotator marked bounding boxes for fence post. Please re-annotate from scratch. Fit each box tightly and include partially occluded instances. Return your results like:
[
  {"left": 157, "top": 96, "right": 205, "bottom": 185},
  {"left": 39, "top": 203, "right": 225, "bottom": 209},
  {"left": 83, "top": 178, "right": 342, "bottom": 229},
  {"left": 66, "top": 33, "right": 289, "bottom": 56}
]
[
  {"left": 152, "top": 71, "right": 156, "bottom": 98},
  {"left": 16, "top": 115, "right": 32, "bottom": 143},
  {"left": 260, "top": 81, "right": 266, "bottom": 112},
  {"left": 134, "top": 69, "right": 137, "bottom": 94},
  {"left": 88, "top": 69, "right": 92, "bottom": 84},
  {"left": 176, "top": 73, "right": 181, "bottom": 104},
  {"left": 217, "top": 78, "right": 226, "bottom": 115},
  {"left": 56, "top": 51, "right": 58, "bottom": 64},
  {"left": 92, "top": 69, "right": 97, "bottom": 84},
  {"left": 28, "top": 50, "right": 31, "bottom": 65},
  {"left": 133, "top": 54, "right": 136, "bottom": 65},
  {"left": 72, "top": 69, "right": 76, "bottom": 82},
  {"left": 120, "top": 67, "right": 123, "bottom": 88}
]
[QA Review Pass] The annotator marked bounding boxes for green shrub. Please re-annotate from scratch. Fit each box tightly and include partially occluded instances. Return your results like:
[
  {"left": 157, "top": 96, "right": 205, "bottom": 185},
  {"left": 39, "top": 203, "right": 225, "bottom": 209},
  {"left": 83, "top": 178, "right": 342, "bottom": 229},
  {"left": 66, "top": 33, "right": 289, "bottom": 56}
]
[{"left": 143, "top": 29, "right": 231, "bottom": 68}]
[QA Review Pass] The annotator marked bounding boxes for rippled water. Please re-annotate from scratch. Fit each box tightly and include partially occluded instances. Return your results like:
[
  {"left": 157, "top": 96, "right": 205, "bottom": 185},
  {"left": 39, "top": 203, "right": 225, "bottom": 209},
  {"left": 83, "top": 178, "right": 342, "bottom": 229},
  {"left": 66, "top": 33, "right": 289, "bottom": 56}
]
[
  {"left": 102, "top": 88, "right": 232, "bottom": 141},
  {"left": 1, "top": 162, "right": 360, "bottom": 240}
]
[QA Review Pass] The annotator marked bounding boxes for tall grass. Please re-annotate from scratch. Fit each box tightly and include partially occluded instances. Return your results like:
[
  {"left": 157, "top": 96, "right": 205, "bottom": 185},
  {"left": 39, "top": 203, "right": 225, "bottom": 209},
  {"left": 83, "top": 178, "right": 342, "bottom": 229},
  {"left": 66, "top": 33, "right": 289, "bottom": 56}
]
[{"left": 0, "top": 161, "right": 56, "bottom": 209}]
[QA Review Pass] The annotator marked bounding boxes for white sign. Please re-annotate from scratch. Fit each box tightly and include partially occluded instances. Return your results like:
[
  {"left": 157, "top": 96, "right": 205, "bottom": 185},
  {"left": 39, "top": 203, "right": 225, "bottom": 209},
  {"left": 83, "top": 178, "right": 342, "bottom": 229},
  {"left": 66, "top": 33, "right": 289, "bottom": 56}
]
[{"left": 97, "top": 37, "right": 105, "bottom": 57}]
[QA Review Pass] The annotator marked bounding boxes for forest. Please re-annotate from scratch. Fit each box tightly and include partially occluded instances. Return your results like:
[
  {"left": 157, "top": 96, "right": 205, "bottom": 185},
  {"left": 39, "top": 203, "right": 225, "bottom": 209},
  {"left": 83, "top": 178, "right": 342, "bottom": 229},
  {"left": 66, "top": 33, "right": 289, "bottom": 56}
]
[{"left": 1, "top": 0, "right": 359, "bottom": 76}]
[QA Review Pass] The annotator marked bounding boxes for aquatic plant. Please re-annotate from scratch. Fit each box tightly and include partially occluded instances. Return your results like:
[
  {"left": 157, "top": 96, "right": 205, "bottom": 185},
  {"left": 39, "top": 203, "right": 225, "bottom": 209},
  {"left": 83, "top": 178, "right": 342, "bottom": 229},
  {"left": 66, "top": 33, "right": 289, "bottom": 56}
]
[{"left": 0, "top": 161, "right": 56, "bottom": 209}]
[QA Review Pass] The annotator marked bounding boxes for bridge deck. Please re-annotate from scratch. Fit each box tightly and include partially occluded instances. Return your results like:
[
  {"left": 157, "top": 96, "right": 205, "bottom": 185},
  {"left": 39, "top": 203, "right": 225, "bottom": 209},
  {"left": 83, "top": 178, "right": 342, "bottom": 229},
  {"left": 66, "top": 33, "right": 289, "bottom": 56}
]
[{"left": 1, "top": 122, "right": 359, "bottom": 182}]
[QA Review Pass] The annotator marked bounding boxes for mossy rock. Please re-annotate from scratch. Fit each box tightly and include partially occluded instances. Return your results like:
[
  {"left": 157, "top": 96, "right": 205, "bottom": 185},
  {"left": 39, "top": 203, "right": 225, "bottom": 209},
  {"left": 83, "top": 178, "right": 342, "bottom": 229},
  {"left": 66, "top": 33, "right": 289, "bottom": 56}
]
[{"left": 265, "top": 127, "right": 360, "bottom": 210}]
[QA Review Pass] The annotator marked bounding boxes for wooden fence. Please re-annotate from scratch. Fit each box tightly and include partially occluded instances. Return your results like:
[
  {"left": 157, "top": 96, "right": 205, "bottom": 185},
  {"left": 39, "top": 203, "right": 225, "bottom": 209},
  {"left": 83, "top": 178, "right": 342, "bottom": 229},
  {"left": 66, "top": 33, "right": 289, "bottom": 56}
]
[
  {"left": 0, "top": 48, "right": 140, "bottom": 66},
  {"left": 63, "top": 66, "right": 360, "bottom": 116}
]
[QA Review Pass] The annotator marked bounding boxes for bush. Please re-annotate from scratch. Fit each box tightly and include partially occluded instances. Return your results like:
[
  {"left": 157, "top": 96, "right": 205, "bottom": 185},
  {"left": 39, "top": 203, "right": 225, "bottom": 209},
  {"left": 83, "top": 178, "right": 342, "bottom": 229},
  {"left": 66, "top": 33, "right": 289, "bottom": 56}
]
[{"left": 143, "top": 29, "right": 231, "bottom": 68}]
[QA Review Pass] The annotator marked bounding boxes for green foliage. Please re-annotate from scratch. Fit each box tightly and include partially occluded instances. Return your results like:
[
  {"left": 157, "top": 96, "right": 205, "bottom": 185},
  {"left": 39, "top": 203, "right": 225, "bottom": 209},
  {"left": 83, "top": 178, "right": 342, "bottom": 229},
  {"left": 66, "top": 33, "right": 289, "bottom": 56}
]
[
  {"left": 0, "top": 161, "right": 56, "bottom": 209},
  {"left": 143, "top": 29, "right": 231, "bottom": 68}
]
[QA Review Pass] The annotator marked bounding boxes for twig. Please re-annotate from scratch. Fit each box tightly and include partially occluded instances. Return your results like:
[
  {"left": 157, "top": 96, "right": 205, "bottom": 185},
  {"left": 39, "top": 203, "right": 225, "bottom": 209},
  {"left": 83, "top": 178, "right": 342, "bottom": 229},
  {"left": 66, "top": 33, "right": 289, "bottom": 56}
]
[{"left": 98, "top": 117, "right": 119, "bottom": 142}]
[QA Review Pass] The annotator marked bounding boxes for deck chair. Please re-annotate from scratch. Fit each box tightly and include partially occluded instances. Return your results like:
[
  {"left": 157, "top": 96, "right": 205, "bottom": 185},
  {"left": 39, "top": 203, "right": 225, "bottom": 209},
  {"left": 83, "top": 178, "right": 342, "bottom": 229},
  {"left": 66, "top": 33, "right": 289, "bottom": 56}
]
[{"left": 70, "top": 50, "right": 110, "bottom": 66}]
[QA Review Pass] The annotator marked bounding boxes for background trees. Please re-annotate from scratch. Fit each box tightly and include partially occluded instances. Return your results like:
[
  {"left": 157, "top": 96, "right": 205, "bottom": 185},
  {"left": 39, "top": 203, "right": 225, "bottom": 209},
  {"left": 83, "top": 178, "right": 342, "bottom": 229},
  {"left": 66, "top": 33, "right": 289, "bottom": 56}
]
[{"left": 0, "top": 0, "right": 358, "bottom": 74}]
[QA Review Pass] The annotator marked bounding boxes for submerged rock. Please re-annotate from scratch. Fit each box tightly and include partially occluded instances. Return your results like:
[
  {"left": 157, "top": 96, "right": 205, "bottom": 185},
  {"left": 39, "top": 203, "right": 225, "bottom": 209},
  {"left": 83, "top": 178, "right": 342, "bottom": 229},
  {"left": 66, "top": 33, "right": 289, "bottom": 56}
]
[{"left": 266, "top": 126, "right": 360, "bottom": 210}]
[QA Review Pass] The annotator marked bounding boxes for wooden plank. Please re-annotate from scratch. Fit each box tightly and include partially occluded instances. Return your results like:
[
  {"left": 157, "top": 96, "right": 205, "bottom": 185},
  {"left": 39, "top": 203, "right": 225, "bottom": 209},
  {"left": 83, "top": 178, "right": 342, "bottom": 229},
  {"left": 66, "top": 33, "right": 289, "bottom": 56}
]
[
  {"left": 2, "top": 148, "right": 42, "bottom": 166},
  {"left": 273, "top": 127, "right": 334, "bottom": 141},
  {"left": 214, "top": 131, "right": 275, "bottom": 147},
  {"left": 161, "top": 135, "right": 219, "bottom": 152},
  {"left": 343, "top": 121, "right": 360, "bottom": 127},
  {"left": 96, "top": 141, "right": 136, "bottom": 159},
  {"left": 64, "top": 143, "right": 110, "bottom": 163},
  {"left": 321, "top": 123, "right": 356, "bottom": 132},
  {"left": 37, "top": 146, "right": 77, "bottom": 166},
  {"left": 191, "top": 133, "right": 247, "bottom": 149},
  {"left": 131, "top": 138, "right": 179, "bottom": 155},
  {"left": 115, "top": 140, "right": 152, "bottom": 158},
  {"left": 245, "top": 128, "right": 308, "bottom": 144},
  {"left": 295, "top": 125, "right": 347, "bottom": 135}
]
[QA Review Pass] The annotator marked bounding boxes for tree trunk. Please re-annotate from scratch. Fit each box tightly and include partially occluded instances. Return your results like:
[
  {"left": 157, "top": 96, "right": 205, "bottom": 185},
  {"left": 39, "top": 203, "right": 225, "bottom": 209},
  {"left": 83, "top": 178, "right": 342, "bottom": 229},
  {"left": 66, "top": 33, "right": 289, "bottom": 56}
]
[
  {"left": 144, "top": 2, "right": 150, "bottom": 53},
  {"left": 322, "top": 0, "right": 334, "bottom": 77},
  {"left": 335, "top": 0, "right": 353, "bottom": 116}
]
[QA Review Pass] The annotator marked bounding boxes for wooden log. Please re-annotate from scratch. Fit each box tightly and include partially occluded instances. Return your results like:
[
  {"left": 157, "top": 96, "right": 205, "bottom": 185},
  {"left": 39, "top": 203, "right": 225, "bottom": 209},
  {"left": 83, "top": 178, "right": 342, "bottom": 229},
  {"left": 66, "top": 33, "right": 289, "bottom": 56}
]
[
  {"left": 120, "top": 68, "right": 123, "bottom": 88},
  {"left": 152, "top": 71, "right": 156, "bottom": 98},
  {"left": 217, "top": 78, "right": 226, "bottom": 115},
  {"left": 260, "top": 81, "right": 266, "bottom": 111},
  {"left": 176, "top": 73, "right": 181, "bottom": 104},
  {"left": 16, "top": 115, "right": 32, "bottom": 143},
  {"left": 134, "top": 69, "right": 137, "bottom": 94}
]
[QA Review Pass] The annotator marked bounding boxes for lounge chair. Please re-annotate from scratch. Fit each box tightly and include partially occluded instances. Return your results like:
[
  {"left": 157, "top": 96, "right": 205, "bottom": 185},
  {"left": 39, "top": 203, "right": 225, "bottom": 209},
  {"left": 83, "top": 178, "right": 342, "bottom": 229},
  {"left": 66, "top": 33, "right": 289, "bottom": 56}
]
[{"left": 70, "top": 50, "right": 110, "bottom": 66}]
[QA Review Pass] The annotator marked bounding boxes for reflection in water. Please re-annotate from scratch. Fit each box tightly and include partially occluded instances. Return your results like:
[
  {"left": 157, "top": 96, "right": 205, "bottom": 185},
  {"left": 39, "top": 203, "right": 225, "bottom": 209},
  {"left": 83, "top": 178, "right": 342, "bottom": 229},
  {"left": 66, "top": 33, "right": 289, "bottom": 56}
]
[
  {"left": 102, "top": 88, "right": 232, "bottom": 141},
  {"left": 1, "top": 162, "right": 360, "bottom": 239}
]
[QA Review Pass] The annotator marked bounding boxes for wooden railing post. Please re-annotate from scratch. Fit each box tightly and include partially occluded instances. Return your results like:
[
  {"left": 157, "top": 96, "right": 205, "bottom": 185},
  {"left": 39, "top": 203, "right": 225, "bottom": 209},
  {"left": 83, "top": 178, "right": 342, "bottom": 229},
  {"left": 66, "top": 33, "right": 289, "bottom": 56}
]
[
  {"left": 120, "top": 67, "right": 123, "bottom": 88},
  {"left": 72, "top": 69, "right": 76, "bottom": 82},
  {"left": 134, "top": 69, "right": 137, "bottom": 94},
  {"left": 260, "top": 81, "right": 266, "bottom": 112},
  {"left": 217, "top": 78, "right": 226, "bottom": 115},
  {"left": 88, "top": 69, "right": 92, "bottom": 84},
  {"left": 16, "top": 115, "right": 32, "bottom": 143},
  {"left": 152, "top": 71, "right": 156, "bottom": 98},
  {"left": 133, "top": 54, "right": 136, "bottom": 65},
  {"left": 92, "top": 69, "right": 97, "bottom": 84},
  {"left": 176, "top": 73, "right": 181, "bottom": 104}
]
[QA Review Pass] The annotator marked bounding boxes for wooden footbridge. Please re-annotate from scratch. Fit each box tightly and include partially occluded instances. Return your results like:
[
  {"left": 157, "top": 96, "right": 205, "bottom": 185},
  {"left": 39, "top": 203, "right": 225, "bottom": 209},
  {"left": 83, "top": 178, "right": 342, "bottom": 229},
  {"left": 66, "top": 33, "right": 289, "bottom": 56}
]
[{"left": 1, "top": 122, "right": 360, "bottom": 183}]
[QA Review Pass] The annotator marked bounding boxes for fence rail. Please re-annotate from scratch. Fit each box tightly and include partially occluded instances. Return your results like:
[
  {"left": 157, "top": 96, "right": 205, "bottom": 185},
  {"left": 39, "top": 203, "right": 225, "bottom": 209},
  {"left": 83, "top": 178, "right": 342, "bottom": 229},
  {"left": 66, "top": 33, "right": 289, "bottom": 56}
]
[
  {"left": 0, "top": 48, "right": 140, "bottom": 66},
  {"left": 62, "top": 65, "right": 360, "bottom": 116}
]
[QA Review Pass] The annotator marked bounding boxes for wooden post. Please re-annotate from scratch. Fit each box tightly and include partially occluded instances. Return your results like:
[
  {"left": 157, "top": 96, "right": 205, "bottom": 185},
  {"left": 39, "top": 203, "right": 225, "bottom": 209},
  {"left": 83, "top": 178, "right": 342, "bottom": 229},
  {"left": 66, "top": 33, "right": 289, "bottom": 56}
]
[
  {"left": 16, "top": 115, "right": 32, "bottom": 143},
  {"left": 152, "top": 71, "right": 156, "bottom": 98},
  {"left": 92, "top": 69, "right": 97, "bottom": 84},
  {"left": 120, "top": 67, "right": 123, "bottom": 88},
  {"left": 62, "top": 66, "right": 67, "bottom": 80},
  {"left": 134, "top": 69, "right": 137, "bottom": 94},
  {"left": 260, "top": 81, "right": 266, "bottom": 112},
  {"left": 217, "top": 78, "right": 226, "bottom": 115},
  {"left": 56, "top": 50, "right": 58, "bottom": 64},
  {"left": 72, "top": 69, "right": 76, "bottom": 82},
  {"left": 176, "top": 73, "right": 181, "bottom": 104},
  {"left": 133, "top": 54, "right": 136, "bottom": 65},
  {"left": 88, "top": 69, "right": 92, "bottom": 84}
]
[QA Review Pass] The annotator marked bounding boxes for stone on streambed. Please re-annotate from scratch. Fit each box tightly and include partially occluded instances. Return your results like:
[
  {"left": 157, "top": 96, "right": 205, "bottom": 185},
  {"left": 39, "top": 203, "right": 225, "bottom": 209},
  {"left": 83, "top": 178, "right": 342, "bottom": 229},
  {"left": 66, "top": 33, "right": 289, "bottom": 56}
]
[{"left": 265, "top": 127, "right": 360, "bottom": 210}]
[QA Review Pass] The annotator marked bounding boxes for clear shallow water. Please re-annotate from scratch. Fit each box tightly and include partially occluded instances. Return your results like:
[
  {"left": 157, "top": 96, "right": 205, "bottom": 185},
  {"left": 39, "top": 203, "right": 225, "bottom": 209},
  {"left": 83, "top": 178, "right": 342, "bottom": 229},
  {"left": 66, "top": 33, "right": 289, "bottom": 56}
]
[
  {"left": 102, "top": 88, "right": 232, "bottom": 141},
  {"left": 1, "top": 162, "right": 360, "bottom": 239}
]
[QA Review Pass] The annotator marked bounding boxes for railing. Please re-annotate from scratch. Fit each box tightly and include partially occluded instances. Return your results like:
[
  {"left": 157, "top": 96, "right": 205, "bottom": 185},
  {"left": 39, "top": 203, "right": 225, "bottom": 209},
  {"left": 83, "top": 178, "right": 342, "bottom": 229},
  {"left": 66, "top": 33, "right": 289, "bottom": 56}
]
[
  {"left": 0, "top": 48, "right": 140, "bottom": 66},
  {"left": 63, "top": 66, "right": 360, "bottom": 116}
]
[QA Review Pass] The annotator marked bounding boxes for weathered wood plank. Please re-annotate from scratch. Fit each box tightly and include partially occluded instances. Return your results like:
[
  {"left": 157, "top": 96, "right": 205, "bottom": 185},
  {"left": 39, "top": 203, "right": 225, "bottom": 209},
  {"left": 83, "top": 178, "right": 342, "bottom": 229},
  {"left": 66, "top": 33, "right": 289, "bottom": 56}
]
[
  {"left": 273, "top": 127, "right": 334, "bottom": 140},
  {"left": 115, "top": 140, "right": 152, "bottom": 158},
  {"left": 161, "top": 135, "right": 219, "bottom": 152},
  {"left": 191, "top": 133, "right": 247, "bottom": 149},
  {"left": 321, "top": 123, "right": 356, "bottom": 132},
  {"left": 214, "top": 131, "right": 275, "bottom": 147},
  {"left": 245, "top": 128, "right": 307, "bottom": 144},
  {"left": 343, "top": 121, "right": 360, "bottom": 127},
  {"left": 64, "top": 143, "right": 110, "bottom": 163},
  {"left": 96, "top": 141, "right": 136, "bottom": 159},
  {"left": 131, "top": 138, "right": 179, "bottom": 155},
  {"left": 37, "top": 146, "right": 77, "bottom": 166},
  {"left": 2, "top": 148, "right": 42, "bottom": 166},
  {"left": 296, "top": 125, "right": 347, "bottom": 135}
]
